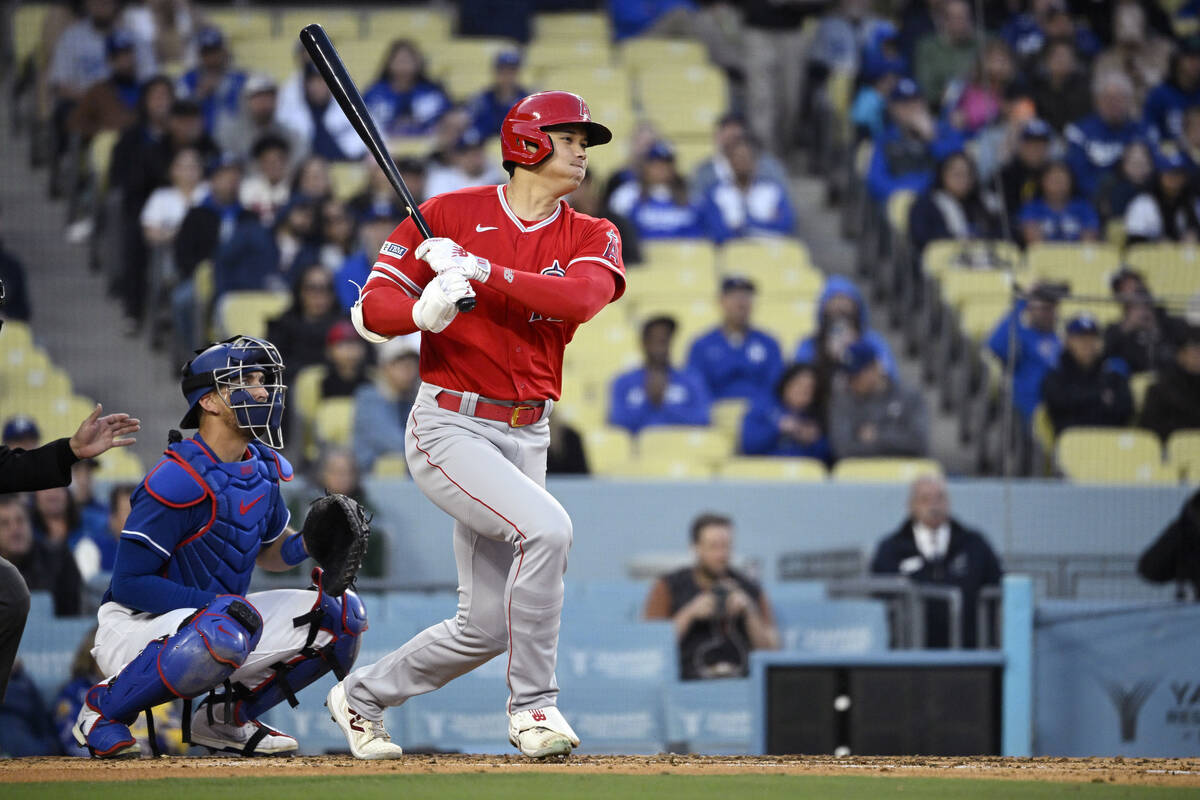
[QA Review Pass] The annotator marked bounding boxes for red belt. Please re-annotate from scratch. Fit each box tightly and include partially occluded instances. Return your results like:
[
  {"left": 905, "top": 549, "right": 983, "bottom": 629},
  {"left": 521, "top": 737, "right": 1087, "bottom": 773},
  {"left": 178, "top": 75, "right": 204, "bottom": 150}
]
[{"left": 435, "top": 392, "right": 546, "bottom": 428}]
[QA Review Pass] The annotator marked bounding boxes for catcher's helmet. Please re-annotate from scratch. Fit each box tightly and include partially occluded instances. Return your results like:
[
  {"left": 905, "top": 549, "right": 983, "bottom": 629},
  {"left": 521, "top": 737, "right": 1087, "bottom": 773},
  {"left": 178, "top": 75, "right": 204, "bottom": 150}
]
[
  {"left": 500, "top": 90, "right": 612, "bottom": 169},
  {"left": 180, "top": 335, "right": 287, "bottom": 449}
]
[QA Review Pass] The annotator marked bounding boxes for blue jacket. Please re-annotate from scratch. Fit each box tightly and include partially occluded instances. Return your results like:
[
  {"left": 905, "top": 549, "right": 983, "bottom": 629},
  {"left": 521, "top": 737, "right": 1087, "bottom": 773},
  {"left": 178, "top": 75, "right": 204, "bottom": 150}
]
[
  {"left": 986, "top": 298, "right": 1062, "bottom": 422},
  {"left": 363, "top": 79, "right": 451, "bottom": 137},
  {"left": 866, "top": 119, "right": 965, "bottom": 201},
  {"left": 352, "top": 382, "right": 412, "bottom": 472},
  {"left": 608, "top": 366, "right": 711, "bottom": 434},
  {"left": 1143, "top": 79, "right": 1200, "bottom": 142},
  {"left": 610, "top": 0, "right": 696, "bottom": 40},
  {"left": 467, "top": 85, "right": 531, "bottom": 139},
  {"left": 1017, "top": 198, "right": 1100, "bottom": 242},
  {"left": 793, "top": 275, "right": 899, "bottom": 379},
  {"left": 212, "top": 215, "right": 281, "bottom": 301},
  {"left": 335, "top": 250, "right": 371, "bottom": 312},
  {"left": 625, "top": 190, "right": 725, "bottom": 241},
  {"left": 1064, "top": 114, "right": 1153, "bottom": 197},
  {"left": 686, "top": 326, "right": 783, "bottom": 403},
  {"left": 740, "top": 397, "right": 832, "bottom": 463},
  {"left": 178, "top": 68, "right": 247, "bottom": 134}
]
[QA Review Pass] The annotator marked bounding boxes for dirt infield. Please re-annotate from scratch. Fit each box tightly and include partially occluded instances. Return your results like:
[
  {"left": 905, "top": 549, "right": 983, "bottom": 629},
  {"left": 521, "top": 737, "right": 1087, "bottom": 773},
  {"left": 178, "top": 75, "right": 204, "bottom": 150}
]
[{"left": 3, "top": 754, "right": 1198, "bottom": 787}]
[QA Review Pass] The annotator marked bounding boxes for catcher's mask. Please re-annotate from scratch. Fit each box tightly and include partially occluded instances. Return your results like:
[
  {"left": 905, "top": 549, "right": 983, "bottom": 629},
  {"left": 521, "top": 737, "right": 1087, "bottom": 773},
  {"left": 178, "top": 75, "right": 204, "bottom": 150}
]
[{"left": 180, "top": 335, "right": 287, "bottom": 449}]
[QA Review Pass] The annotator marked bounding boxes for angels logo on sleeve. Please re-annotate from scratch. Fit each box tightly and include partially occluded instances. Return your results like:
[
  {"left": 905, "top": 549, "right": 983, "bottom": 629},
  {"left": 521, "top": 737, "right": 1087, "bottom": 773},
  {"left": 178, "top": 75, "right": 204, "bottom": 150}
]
[{"left": 529, "top": 261, "right": 566, "bottom": 323}]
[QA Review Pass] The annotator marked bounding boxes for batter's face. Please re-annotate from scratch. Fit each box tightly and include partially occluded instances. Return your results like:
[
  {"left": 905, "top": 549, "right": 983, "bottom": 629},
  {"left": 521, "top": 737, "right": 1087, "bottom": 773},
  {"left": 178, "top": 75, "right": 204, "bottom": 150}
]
[
  {"left": 534, "top": 125, "right": 590, "bottom": 194},
  {"left": 694, "top": 524, "right": 733, "bottom": 578}
]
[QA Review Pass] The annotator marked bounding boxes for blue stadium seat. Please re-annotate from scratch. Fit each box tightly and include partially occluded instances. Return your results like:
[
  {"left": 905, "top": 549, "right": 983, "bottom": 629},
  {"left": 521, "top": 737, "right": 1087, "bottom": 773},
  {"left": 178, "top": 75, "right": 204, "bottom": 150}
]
[
  {"left": 664, "top": 678, "right": 754, "bottom": 754},
  {"left": 773, "top": 599, "right": 889, "bottom": 653}
]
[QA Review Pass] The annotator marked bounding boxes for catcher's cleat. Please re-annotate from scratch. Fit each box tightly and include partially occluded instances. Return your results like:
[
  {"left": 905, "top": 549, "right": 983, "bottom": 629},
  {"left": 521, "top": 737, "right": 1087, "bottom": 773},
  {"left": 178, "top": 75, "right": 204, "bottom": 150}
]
[
  {"left": 508, "top": 707, "right": 580, "bottom": 758},
  {"left": 189, "top": 698, "right": 299, "bottom": 756},
  {"left": 326, "top": 681, "right": 403, "bottom": 760},
  {"left": 73, "top": 686, "right": 139, "bottom": 759}
]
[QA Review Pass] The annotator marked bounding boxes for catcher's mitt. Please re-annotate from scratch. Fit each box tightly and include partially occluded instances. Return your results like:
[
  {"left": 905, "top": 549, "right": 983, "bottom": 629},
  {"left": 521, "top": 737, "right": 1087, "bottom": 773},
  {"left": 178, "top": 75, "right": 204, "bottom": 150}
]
[{"left": 300, "top": 493, "right": 371, "bottom": 595}]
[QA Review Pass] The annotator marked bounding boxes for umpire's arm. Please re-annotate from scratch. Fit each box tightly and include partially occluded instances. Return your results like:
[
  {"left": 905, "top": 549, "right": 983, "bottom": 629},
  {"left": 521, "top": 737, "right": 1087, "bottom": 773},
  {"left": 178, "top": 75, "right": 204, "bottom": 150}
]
[{"left": 0, "top": 440, "right": 77, "bottom": 493}]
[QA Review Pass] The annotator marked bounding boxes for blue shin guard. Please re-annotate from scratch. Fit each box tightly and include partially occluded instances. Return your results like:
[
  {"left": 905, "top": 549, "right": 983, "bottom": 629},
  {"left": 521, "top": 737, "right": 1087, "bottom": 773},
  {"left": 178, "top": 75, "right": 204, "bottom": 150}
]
[{"left": 80, "top": 596, "right": 262, "bottom": 756}]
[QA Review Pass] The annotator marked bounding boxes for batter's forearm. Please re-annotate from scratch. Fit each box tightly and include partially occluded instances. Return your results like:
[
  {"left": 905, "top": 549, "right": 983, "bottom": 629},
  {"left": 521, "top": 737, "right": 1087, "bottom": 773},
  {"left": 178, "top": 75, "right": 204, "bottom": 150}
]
[
  {"left": 361, "top": 285, "right": 421, "bottom": 336},
  {"left": 482, "top": 264, "right": 613, "bottom": 324}
]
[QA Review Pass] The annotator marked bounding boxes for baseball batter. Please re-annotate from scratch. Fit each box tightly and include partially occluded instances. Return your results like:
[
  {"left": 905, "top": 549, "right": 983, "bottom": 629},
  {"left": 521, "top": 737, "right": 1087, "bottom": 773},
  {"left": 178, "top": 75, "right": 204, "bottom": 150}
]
[
  {"left": 330, "top": 90, "right": 625, "bottom": 759},
  {"left": 72, "top": 336, "right": 368, "bottom": 758}
]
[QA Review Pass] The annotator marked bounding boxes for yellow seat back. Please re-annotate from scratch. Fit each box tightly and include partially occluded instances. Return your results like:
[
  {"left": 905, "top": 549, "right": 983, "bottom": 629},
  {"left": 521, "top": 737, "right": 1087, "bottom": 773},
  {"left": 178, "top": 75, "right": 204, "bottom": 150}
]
[
  {"left": 1056, "top": 427, "right": 1172, "bottom": 484},
  {"left": 832, "top": 458, "right": 943, "bottom": 483}
]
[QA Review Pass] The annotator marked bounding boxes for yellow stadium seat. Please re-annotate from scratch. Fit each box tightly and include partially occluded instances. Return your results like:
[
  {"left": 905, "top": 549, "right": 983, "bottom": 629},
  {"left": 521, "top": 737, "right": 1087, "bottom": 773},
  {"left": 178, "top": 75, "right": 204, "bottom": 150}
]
[
  {"left": 720, "top": 238, "right": 812, "bottom": 273},
  {"left": 1124, "top": 243, "right": 1200, "bottom": 302},
  {"left": 611, "top": 454, "right": 715, "bottom": 479},
  {"left": 89, "top": 129, "right": 119, "bottom": 193},
  {"left": 710, "top": 398, "right": 749, "bottom": 444},
  {"left": 535, "top": 11, "right": 611, "bottom": 43},
  {"left": 214, "top": 291, "right": 291, "bottom": 340},
  {"left": 636, "top": 426, "right": 732, "bottom": 465},
  {"left": 340, "top": 36, "right": 392, "bottom": 85},
  {"left": 959, "top": 298, "right": 1012, "bottom": 342},
  {"left": 1105, "top": 218, "right": 1126, "bottom": 249},
  {"left": 1026, "top": 242, "right": 1120, "bottom": 298},
  {"left": 524, "top": 39, "right": 611, "bottom": 72},
  {"left": 720, "top": 457, "right": 827, "bottom": 481},
  {"left": 1130, "top": 372, "right": 1155, "bottom": 415},
  {"left": 372, "top": 453, "right": 409, "bottom": 478},
  {"left": 428, "top": 38, "right": 519, "bottom": 79},
  {"left": 563, "top": 318, "right": 641, "bottom": 376},
  {"left": 632, "top": 298, "right": 718, "bottom": 362},
  {"left": 827, "top": 69, "right": 855, "bottom": 121},
  {"left": 1031, "top": 403, "right": 1055, "bottom": 458},
  {"left": 624, "top": 261, "right": 719, "bottom": 302},
  {"left": 854, "top": 140, "right": 873, "bottom": 178},
  {"left": 31, "top": 394, "right": 92, "bottom": 441},
  {"left": 329, "top": 161, "right": 367, "bottom": 202},
  {"left": 832, "top": 458, "right": 943, "bottom": 483},
  {"left": 1058, "top": 299, "right": 1121, "bottom": 326},
  {"left": 939, "top": 269, "right": 1013, "bottom": 309},
  {"left": 279, "top": 9, "right": 361, "bottom": 42},
  {"left": 637, "top": 63, "right": 728, "bottom": 139},
  {"left": 583, "top": 426, "right": 634, "bottom": 475},
  {"left": 22, "top": 362, "right": 72, "bottom": 400},
  {"left": 13, "top": 3, "right": 49, "bottom": 68},
  {"left": 755, "top": 298, "right": 817, "bottom": 348},
  {"left": 95, "top": 448, "right": 145, "bottom": 483},
  {"left": 230, "top": 38, "right": 297, "bottom": 83},
  {"left": 0, "top": 345, "right": 50, "bottom": 393},
  {"left": 1166, "top": 430, "right": 1200, "bottom": 482},
  {"left": 366, "top": 8, "right": 453, "bottom": 42},
  {"left": 922, "top": 239, "right": 1022, "bottom": 279},
  {"left": 0, "top": 320, "right": 33, "bottom": 352},
  {"left": 1056, "top": 427, "right": 1173, "bottom": 484},
  {"left": 670, "top": 136, "right": 715, "bottom": 177},
  {"left": 202, "top": 8, "right": 275, "bottom": 43},
  {"left": 887, "top": 189, "right": 916, "bottom": 236},
  {"left": 723, "top": 258, "right": 822, "bottom": 302},
  {"left": 620, "top": 38, "right": 709, "bottom": 71},
  {"left": 314, "top": 398, "right": 355, "bottom": 447},
  {"left": 643, "top": 239, "right": 717, "bottom": 273},
  {"left": 292, "top": 364, "right": 328, "bottom": 425}
]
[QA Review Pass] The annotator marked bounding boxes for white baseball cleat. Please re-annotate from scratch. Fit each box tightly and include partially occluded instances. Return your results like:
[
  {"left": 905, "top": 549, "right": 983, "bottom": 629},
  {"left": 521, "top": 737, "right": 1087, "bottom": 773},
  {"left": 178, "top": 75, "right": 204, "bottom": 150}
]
[
  {"left": 326, "top": 681, "right": 404, "bottom": 760},
  {"left": 508, "top": 706, "right": 580, "bottom": 758},
  {"left": 189, "top": 699, "right": 299, "bottom": 756}
]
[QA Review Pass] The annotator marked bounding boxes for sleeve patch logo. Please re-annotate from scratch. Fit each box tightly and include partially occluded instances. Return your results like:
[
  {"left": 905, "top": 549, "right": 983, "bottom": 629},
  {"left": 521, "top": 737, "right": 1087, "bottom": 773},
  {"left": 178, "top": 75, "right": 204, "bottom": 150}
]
[{"left": 381, "top": 242, "right": 409, "bottom": 259}]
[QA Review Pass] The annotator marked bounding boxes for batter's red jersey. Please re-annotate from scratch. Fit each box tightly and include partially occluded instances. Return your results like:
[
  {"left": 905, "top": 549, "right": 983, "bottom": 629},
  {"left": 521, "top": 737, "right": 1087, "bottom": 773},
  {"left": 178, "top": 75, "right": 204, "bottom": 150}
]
[{"left": 365, "top": 184, "right": 626, "bottom": 401}]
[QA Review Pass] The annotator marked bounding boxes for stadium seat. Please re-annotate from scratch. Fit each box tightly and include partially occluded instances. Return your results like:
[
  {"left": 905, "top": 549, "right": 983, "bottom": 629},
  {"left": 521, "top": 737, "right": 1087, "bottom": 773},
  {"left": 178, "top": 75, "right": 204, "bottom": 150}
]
[
  {"left": 720, "top": 237, "right": 812, "bottom": 273},
  {"left": 1166, "top": 429, "right": 1200, "bottom": 482},
  {"left": 328, "top": 161, "right": 366, "bottom": 201},
  {"left": 94, "top": 447, "right": 145, "bottom": 482},
  {"left": 636, "top": 426, "right": 732, "bottom": 464},
  {"left": 230, "top": 38, "right": 296, "bottom": 83},
  {"left": 1026, "top": 242, "right": 1120, "bottom": 298},
  {"left": 89, "top": 130, "right": 119, "bottom": 193},
  {"left": 1059, "top": 298, "right": 1121, "bottom": 326},
  {"left": 0, "top": 320, "right": 33, "bottom": 352},
  {"left": 279, "top": 8, "right": 361, "bottom": 41},
  {"left": 372, "top": 453, "right": 409, "bottom": 478},
  {"left": 886, "top": 189, "right": 916, "bottom": 237},
  {"left": 636, "top": 63, "right": 728, "bottom": 139},
  {"left": 562, "top": 312, "right": 641, "bottom": 376},
  {"left": 832, "top": 458, "right": 943, "bottom": 483},
  {"left": 611, "top": 453, "right": 716, "bottom": 480},
  {"left": 427, "top": 38, "right": 519, "bottom": 82},
  {"left": 16, "top": 594, "right": 99, "bottom": 700},
  {"left": 582, "top": 426, "right": 635, "bottom": 475},
  {"left": 710, "top": 398, "right": 748, "bottom": 444},
  {"left": 723, "top": 257, "right": 822, "bottom": 302},
  {"left": 670, "top": 136, "right": 715, "bottom": 178},
  {"left": 1056, "top": 427, "right": 1173, "bottom": 484},
  {"left": 958, "top": 297, "right": 1012, "bottom": 342},
  {"left": 203, "top": 8, "right": 276, "bottom": 43},
  {"left": 664, "top": 679, "right": 753, "bottom": 754},
  {"left": 313, "top": 397, "right": 355, "bottom": 448},
  {"left": 719, "top": 456, "right": 827, "bottom": 481},
  {"left": 922, "top": 239, "right": 1022, "bottom": 279},
  {"left": 291, "top": 364, "right": 328, "bottom": 426},
  {"left": 643, "top": 239, "right": 718, "bottom": 273},
  {"left": 214, "top": 291, "right": 290, "bottom": 340},
  {"left": 1124, "top": 243, "right": 1200, "bottom": 302},
  {"left": 534, "top": 11, "right": 612, "bottom": 43},
  {"left": 13, "top": 3, "right": 50, "bottom": 69},
  {"left": 620, "top": 37, "right": 709, "bottom": 71},
  {"left": 939, "top": 269, "right": 1013, "bottom": 309},
  {"left": 623, "top": 260, "right": 718, "bottom": 303},
  {"left": 755, "top": 297, "right": 817, "bottom": 347},
  {"left": 340, "top": 35, "right": 392, "bottom": 83},
  {"left": 365, "top": 8, "right": 453, "bottom": 43},
  {"left": 524, "top": 39, "right": 611, "bottom": 73},
  {"left": 1130, "top": 372, "right": 1155, "bottom": 416}
]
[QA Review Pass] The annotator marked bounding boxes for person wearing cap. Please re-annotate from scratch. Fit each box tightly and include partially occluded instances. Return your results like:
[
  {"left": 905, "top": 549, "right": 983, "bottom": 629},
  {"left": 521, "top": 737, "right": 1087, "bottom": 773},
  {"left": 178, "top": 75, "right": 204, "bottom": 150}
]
[
  {"left": 987, "top": 281, "right": 1065, "bottom": 424},
  {"left": 999, "top": 117, "right": 1053, "bottom": 226},
  {"left": 426, "top": 128, "right": 507, "bottom": 198},
  {"left": 363, "top": 40, "right": 451, "bottom": 138},
  {"left": 609, "top": 316, "right": 712, "bottom": 434},
  {"left": 353, "top": 334, "right": 421, "bottom": 472},
  {"left": 703, "top": 136, "right": 796, "bottom": 239},
  {"left": 467, "top": 50, "right": 531, "bottom": 140},
  {"left": 1140, "top": 324, "right": 1200, "bottom": 442},
  {"left": 66, "top": 30, "right": 140, "bottom": 139},
  {"left": 215, "top": 73, "right": 307, "bottom": 166},
  {"left": 3, "top": 415, "right": 40, "bottom": 452},
  {"left": 609, "top": 141, "right": 723, "bottom": 241},
  {"left": 320, "top": 319, "right": 372, "bottom": 401},
  {"left": 828, "top": 339, "right": 929, "bottom": 460},
  {"left": 1125, "top": 147, "right": 1200, "bottom": 245},
  {"left": 177, "top": 27, "right": 248, "bottom": 136},
  {"left": 1143, "top": 34, "right": 1200, "bottom": 142},
  {"left": 866, "top": 76, "right": 966, "bottom": 202},
  {"left": 1018, "top": 159, "right": 1100, "bottom": 243},
  {"left": 851, "top": 53, "right": 907, "bottom": 141},
  {"left": 1064, "top": 71, "right": 1153, "bottom": 198},
  {"left": 686, "top": 276, "right": 783, "bottom": 403},
  {"left": 1041, "top": 313, "right": 1133, "bottom": 435},
  {"left": 335, "top": 209, "right": 400, "bottom": 313}
]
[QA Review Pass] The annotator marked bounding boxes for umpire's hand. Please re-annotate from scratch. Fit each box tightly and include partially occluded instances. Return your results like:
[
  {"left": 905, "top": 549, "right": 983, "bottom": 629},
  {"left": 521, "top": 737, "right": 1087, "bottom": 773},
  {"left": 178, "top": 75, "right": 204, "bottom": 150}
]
[{"left": 69, "top": 404, "right": 141, "bottom": 459}]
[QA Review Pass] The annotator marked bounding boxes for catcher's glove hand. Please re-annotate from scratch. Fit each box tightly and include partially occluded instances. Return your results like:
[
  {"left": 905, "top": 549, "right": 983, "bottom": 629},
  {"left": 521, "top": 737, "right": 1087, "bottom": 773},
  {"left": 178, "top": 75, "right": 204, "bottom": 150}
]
[{"left": 300, "top": 493, "right": 371, "bottom": 596}]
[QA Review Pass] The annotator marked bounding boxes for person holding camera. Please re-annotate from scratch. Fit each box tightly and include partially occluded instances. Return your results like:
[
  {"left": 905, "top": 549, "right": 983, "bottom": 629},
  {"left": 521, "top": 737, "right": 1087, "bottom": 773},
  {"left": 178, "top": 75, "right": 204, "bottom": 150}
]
[{"left": 644, "top": 513, "right": 779, "bottom": 680}]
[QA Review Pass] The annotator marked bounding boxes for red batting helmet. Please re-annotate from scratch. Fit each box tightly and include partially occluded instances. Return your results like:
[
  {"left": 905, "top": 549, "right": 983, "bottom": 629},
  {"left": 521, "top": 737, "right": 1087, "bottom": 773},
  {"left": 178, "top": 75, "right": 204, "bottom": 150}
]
[{"left": 500, "top": 90, "right": 612, "bottom": 168}]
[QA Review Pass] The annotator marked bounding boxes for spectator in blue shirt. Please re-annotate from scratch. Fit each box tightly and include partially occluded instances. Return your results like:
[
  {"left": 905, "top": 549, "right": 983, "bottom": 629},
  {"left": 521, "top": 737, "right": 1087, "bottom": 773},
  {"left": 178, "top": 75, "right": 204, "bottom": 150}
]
[
  {"left": 467, "top": 50, "right": 530, "bottom": 139},
  {"left": 1018, "top": 160, "right": 1101, "bottom": 243},
  {"left": 609, "top": 316, "right": 711, "bottom": 434},
  {"left": 850, "top": 56, "right": 906, "bottom": 141},
  {"left": 740, "top": 363, "right": 832, "bottom": 463},
  {"left": 691, "top": 113, "right": 789, "bottom": 203},
  {"left": 363, "top": 40, "right": 451, "bottom": 138},
  {"left": 795, "top": 275, "right": 898, "bottom": 380},
  {"left": 72, "top": 484, "right": 133, "bottom": 583},
  {"left": 335, "top": 210, "right": 398, "bottom": 312},
  {"left": 704, "top": 137, "right": 796, "bottom": 238},
  {"left": 866, "top": 77, "right": 966, "bottom": 202},
  {"left": 610, "top": 0, "right": 696, "bottom": 40},
  {"left": 177, "top": 28, "right": 246, "bottom": 136},
  {"left": 1144, "top": 36, "right": 1200, "bottom": 143},
  {"left": 1065, "top": 71, "right": 1153, "bottom": 198},
  {"left": 687, "top": 276, "right": 784, "bottom": 403},
  {"left": 987, "top": 282, "right": 1064, "bottom": 423},
  {"left": 608, "top": 141, "right": 723, "bottom": 241},
  {"left": 353, "top": 334, "right": 421, "bottom": 472}
]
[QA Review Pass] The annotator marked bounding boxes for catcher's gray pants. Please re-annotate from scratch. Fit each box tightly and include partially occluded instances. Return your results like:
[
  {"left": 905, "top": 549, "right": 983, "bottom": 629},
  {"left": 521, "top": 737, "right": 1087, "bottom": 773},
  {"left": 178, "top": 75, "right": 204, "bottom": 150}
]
[{"left": 344, "top": 382, "right": 569, "bottom": 718}]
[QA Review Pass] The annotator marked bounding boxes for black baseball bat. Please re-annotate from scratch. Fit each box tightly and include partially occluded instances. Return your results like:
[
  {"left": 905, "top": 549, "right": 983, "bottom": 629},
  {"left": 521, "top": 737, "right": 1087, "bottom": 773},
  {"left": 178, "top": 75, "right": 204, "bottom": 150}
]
[{"left": 299, "top": 23, "right": 475, "bottom": 312}]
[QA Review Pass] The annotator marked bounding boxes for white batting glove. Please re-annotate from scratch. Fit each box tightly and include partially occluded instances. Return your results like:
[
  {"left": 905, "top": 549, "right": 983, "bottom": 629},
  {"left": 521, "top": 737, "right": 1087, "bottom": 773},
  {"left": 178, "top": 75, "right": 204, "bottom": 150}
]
[
  {"left": 415, "top": 237, "right": 492, "bottom": 283},
  {"left": 412, "top": 271, "right": 475, "bottom": 333}
]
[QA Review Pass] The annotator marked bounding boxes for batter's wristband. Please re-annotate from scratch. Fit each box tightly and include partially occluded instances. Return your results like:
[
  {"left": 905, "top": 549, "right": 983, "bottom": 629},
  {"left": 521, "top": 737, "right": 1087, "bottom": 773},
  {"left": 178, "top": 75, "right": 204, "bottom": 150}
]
[{"left": 281, "top": 532, "right": 309, "bottom": 566}]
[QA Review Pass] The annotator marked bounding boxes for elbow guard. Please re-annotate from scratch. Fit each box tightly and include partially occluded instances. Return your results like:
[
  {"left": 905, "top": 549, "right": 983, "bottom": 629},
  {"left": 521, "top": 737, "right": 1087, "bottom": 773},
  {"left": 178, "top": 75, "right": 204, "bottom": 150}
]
[{"left": 350, "top": 288, "right": 391, "bottom": 344}]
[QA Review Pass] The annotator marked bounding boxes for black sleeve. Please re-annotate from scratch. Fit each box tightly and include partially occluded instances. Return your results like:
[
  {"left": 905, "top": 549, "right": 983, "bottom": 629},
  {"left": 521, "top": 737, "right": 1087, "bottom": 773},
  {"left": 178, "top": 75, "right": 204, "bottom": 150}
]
[
  {"left": 174, "top": 207, "right": 218, "bottom": 279},
  {"left": 1138, "top": 493, "right": 1200, "bottom": 583},
  {"left": 1104, "top": 370, "right": 1134, "bottom": 426},
  {"left": 1138, "top": 385, "right": 1170, "bottom": 442},
  {"left": 869, "top": 536, "right": 901, "bottom": 575},
  {"left": 0, "top": 440, "right": 77, "bottom": 494},
  {"left": 53, "top": 545, "right": 82, "bottom": 617}
]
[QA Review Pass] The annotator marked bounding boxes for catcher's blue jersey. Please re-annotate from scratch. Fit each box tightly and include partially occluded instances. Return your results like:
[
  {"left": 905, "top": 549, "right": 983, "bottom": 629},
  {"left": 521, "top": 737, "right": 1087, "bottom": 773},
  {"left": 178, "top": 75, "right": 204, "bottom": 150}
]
[{"left": 107, "top": 435, "right": 292, "bottom": 602}]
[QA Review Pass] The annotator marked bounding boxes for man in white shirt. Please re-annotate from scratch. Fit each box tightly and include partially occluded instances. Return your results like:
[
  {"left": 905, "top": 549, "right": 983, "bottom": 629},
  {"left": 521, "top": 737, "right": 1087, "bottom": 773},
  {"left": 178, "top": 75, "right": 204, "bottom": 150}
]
[{"left": 868, "top": 475, "right": 1003, "bottom": 648}]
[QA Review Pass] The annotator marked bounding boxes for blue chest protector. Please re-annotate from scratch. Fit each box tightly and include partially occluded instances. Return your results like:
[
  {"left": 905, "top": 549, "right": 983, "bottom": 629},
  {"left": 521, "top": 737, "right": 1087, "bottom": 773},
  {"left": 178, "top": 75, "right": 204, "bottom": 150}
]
[{"left": 143, "top": 438, "right": 293, "bottom": 597}]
